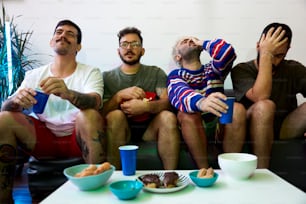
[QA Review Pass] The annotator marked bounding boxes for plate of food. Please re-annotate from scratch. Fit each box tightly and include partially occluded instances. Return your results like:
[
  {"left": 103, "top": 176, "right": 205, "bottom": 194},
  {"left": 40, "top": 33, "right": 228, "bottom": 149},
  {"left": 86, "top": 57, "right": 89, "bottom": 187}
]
[{"left": 137, "top": 171, "right": 189, "bottom": 193}]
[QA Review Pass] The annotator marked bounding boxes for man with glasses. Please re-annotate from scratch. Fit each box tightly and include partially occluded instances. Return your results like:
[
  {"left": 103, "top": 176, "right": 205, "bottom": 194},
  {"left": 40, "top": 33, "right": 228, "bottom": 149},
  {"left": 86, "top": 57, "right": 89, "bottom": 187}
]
[
  {"left": 102, "top": 27, "right": 180, "bottom": 170},
  {"left": 0, "top": 20, "right": 105, "bottom": 203},
  {"left": 231, "top": 22, "right": 306, "bottom": 168}
]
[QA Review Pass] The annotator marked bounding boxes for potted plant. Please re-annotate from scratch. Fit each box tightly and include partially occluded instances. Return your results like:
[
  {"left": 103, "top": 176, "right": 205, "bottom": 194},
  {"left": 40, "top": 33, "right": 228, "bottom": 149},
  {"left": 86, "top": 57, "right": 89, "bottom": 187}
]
[{"left": 0, "top": 2, "right": 39, "bottom": 107}]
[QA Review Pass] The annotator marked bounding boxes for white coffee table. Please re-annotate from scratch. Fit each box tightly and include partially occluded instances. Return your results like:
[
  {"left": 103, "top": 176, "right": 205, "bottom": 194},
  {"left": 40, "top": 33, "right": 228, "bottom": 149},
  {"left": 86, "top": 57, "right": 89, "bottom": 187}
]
[{"left": 41, "top": 169, "right": 305, "bottom": 204}]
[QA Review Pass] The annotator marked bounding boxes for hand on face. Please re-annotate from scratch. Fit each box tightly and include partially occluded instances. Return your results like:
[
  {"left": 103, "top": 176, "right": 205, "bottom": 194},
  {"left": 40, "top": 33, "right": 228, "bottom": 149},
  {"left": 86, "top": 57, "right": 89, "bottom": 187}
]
[
  {"left": 178, "top": 37, "right": 203, "bottom": 48},
  {"left": 189, "top": 37, "right": 204, "bottom": 47},
  {"left": 259, "top": 26, "right": 288, "bottom": 56}
]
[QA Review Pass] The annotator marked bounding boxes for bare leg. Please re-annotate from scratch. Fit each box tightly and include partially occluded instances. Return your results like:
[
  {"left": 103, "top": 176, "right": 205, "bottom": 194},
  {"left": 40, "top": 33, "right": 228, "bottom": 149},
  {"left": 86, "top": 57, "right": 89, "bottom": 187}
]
[
  {"left": 143, "top": 111, "right": 180, "bottom": 170},
  {"left": 105, "top": 110, "right": 130, "bottom": 169},
  {"left": 280, "top": 102, "right": 306, "bottom": 139},
  {"left": 223, "top": 102, "right": 246, "bottom": 152},
  {"left": 248, "top": 100, "right": 275, "bottom": 168},
  {"left": 0, "top": 112, "right": 36, "bottom": 203},
  {"left": 177, "top": 111, "right": 209, "bottom": 168},
  {"left": 75, "top": 109, "right": 106, "bottom": 164}
]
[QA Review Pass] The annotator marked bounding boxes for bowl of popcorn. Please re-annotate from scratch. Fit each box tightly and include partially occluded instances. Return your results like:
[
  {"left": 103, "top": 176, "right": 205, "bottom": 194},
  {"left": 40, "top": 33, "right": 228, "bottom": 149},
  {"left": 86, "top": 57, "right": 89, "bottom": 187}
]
[
  {"left": 63, "top": 162, "right": 115, "bottom": 191},
  {"left": 189, "top": 167, "right": 218, "bottom": 187},
  {"left": 218, "top": 153, "right": 257, "bottom": 180},
  {"left": 131, "top": 91, "right": 156, "bottom": 122}
]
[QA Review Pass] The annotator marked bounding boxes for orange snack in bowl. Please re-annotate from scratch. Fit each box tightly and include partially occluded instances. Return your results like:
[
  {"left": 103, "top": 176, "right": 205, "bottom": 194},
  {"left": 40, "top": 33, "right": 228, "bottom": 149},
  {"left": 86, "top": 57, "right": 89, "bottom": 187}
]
[
  {"left": 94, "top": 162, "right": 111, "bottom": 175},
  {"left": 75, "top": 162, "right": 112, "bottom": 177},
  {"left": 197, "top": 167, "right": 214, "bottom": 178}
]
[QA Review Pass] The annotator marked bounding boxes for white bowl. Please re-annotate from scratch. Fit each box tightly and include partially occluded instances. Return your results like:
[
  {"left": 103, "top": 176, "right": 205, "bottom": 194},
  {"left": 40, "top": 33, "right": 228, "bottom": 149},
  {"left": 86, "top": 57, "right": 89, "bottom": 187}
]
[{"left": 218, "top": 153, "right": 257, "bottom": 180}]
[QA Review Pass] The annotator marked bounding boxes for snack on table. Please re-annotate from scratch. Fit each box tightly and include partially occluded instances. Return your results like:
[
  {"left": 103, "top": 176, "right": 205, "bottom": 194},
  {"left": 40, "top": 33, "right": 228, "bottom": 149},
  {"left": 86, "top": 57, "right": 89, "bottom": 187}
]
[
  {"left": 74, "top": 162, "right": 111, "bottom": 177},
  {"left": 141, "top": 174, "right": 161, "bottom": 188},
  {"left": 163, "top": 172, "right": 179, "bottom": 188},
  {"left": 197, "top": 167, "right": 214, "bottom": 178},
  {"left": 94, "top": 161, "right": 111, "bottom": 175}
]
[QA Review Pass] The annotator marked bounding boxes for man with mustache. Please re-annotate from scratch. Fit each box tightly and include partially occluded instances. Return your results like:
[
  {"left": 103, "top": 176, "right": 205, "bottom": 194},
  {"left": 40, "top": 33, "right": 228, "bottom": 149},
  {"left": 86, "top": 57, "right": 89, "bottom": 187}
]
[
  {"left": 0, "top": 20, "right": 105, "bottom": 203},
  {"left": 231, "top": 23, "right": 306, "bottom": 168},
  {"left": 102, "top": 27, "right": 180, "bottom": 170},
  {"left": 167, "top": 37, "right": 246, "bottom": 168}
]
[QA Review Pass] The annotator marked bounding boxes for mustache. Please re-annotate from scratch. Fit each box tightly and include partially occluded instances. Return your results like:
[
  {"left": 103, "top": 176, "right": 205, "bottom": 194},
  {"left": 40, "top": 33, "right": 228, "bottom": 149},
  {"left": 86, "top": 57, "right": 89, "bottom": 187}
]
[
  {"left": 124, "top": 51, "right": 135, "bottom": 55},
  {"left": 56, "top": 37, "right": 70, "bottom": 44}
]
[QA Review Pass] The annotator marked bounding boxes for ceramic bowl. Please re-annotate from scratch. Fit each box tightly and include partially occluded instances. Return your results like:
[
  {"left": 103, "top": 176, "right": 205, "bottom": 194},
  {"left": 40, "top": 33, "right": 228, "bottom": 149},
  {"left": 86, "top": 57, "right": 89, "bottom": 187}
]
[
  {"left": 109, "top": 180, "right": 143, "bottom": 200},
  {"left": 63, "top": 164, "right": 115, "bottom": 191},
  {"left": 189, "top": 171, "right": 218, "bottom": 187},
  {"left": 218, "top": 153, "right": 257, "bottom": 180}
]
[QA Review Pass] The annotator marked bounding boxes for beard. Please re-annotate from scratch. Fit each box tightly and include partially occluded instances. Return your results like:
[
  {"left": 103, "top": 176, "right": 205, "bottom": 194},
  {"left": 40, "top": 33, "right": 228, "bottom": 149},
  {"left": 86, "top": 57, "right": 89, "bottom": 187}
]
[
  {"left": 179, "top": 46, "right": 202, "bottom": 63},
  {"left": 54, "top": 37, "right": 71, "bottom": 55},
  {"left": 119, "top": 51, "right": 142, "bottom": 65}
]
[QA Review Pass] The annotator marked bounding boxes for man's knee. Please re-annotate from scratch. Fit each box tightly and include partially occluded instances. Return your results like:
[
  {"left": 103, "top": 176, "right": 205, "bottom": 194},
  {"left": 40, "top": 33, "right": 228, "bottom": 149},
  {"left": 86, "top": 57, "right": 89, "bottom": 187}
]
[
  {"left": 233, "top": 102, "right": 246, "bottom": 120},
  {"left": 157, "top": 110, "right": 177, "bottom": 124},
  {"left": 77, "top": 109, "right": 103, "bottom": 123},
  {"left": 249, "top": 100, "right": 276, "bottom": 121},
  {"left": 177, "top": 111, "right": 202, "bottom": 124},
  {"left": 106, "top": 110, "right": 126, "bottom": 122}
]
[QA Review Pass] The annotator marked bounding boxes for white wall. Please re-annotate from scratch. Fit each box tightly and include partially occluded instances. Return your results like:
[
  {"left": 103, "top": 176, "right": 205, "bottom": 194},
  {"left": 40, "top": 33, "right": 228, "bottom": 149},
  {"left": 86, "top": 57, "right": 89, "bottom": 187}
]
[{"left": 3, "top": 0, "right": 306, "bottom": 89}]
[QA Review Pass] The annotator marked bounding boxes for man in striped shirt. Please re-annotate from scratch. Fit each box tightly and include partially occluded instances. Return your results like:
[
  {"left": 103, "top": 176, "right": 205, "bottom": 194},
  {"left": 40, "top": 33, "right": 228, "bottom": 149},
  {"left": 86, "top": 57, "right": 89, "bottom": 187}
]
[{"left": 167, "top": 37, "right": 246, "bottom": 168}]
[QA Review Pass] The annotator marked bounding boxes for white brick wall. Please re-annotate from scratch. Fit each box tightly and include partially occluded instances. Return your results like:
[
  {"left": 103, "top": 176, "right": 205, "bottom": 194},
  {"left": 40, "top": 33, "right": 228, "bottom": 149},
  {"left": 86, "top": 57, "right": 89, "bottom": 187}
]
[{"left": 3, "top": 0, "right": 306, "bottom": 92}]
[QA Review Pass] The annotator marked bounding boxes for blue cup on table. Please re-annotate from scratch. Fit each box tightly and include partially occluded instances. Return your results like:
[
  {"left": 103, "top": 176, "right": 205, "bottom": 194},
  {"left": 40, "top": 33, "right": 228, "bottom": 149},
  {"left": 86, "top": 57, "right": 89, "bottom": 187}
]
[
  {"left": 219, "top": 97, "right": 235, "bottom": 124},
  {"left": 119, "top": 145, "right": 138, "bottom": 176},
  {"left": 33, "top": 89, "right": 49, "bottom": 114}
]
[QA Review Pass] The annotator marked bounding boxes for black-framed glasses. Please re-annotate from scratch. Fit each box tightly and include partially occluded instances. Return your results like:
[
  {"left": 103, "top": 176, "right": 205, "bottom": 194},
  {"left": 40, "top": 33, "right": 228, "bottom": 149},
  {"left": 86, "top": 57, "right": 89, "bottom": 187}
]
[{"left": 119, "top": 41, "right": 142, "bottom": 49}]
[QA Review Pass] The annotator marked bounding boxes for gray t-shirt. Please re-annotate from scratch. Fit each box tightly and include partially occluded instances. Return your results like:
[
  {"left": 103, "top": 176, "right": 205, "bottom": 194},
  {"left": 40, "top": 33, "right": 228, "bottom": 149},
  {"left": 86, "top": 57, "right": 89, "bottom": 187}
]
[
  {"left": 103, "top": 64, "right": 167, "bottom": 102},
  {"left": 231, "top": 59, "right": 306, "bottom": 138}
]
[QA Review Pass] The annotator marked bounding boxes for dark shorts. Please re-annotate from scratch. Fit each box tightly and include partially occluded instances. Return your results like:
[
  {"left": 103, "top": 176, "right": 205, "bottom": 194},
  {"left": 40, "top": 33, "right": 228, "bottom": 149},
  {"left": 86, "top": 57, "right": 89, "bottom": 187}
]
[
  {"left": 128, "top": 118, "right": 152, "bottom": 143},
  {"left": 28, "top": 117, "right": 82, "bottom": 159}
]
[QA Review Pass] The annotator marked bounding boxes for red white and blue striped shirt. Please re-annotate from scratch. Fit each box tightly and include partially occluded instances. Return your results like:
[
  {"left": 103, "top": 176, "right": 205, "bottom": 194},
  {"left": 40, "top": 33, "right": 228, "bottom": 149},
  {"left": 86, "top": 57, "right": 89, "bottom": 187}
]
[{"left": 167, "top": 39, "right": 236, "bottom": 113}]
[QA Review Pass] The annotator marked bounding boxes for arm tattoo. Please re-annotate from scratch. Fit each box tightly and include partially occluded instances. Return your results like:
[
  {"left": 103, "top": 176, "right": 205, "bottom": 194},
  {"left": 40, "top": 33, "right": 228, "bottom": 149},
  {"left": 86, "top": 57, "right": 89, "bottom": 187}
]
[{"left": 69, "top": 90, "right": 98, "bottom": 110}]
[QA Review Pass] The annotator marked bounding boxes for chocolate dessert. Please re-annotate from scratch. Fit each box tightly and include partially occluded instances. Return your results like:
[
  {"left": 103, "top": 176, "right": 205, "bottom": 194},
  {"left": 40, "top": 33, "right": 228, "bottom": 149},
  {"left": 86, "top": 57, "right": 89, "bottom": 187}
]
[
  {"left": 141, "top": 174, "right": 161, "bottom": 188},
  {"left": 163, "top": 172, "right": 179, "bottom": 188}
]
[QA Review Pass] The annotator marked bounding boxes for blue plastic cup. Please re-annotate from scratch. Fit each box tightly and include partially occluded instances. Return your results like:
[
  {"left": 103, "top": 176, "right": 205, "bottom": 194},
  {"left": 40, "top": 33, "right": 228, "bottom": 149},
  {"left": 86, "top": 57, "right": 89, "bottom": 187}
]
[
  {"left": 119, "top": 145, "right": 138, "bottom": 176},
  {"left": 219, "top": 97, "right": 235, "bottom": 124},
  {"left": 33, "top": 90, "right": 49, "bottom": 114}
]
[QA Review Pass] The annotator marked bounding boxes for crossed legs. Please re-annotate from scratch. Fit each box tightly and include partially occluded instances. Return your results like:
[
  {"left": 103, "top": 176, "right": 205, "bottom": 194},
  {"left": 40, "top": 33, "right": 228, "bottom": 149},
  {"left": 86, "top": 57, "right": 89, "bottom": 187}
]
[{"left": 0, "top": 109, "right": 105, "bottom": 203}]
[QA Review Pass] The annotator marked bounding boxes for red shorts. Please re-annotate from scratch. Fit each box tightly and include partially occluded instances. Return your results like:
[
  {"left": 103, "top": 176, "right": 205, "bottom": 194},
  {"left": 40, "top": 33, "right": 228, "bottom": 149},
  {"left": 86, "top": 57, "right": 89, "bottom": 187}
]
[{"left": 29, "top": 117, "right": 82, "bottom": 159}]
